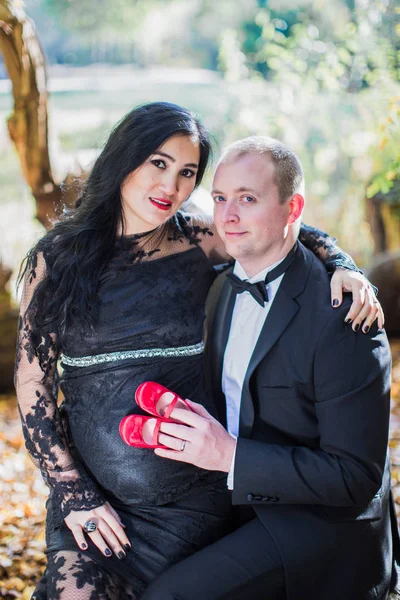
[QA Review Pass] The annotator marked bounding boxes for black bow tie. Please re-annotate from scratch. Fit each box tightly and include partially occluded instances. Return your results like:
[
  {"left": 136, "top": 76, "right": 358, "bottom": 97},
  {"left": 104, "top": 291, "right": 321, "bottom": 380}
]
[
  {"left": 227, "top": 275, "right": 268, "bottom": 307},
  {"left": 227, "top": 243, "right": 297, "bottom": 307}
]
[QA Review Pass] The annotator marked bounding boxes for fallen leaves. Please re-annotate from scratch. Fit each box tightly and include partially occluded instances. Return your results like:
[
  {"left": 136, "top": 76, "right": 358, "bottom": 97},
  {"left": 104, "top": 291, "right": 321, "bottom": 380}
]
[{"left": 0, "top": 397, "right": 47, "bottom": 599}]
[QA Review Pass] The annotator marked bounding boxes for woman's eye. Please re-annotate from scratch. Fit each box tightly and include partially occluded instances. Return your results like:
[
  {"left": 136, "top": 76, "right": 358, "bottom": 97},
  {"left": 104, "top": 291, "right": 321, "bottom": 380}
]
[
  {"left": 181, "top": 169, "right": 195, "bottom": 178},
  {"left": 151, "top": 159, "right": 166, "bottom": 169}
]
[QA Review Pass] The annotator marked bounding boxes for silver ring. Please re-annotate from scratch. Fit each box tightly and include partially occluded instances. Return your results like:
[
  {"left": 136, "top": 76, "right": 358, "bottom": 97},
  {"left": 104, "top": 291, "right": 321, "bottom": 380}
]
[
  {"left": 83, "top": 519, "right": 97, "bottom": 534},
  {"left": 180, "top": 440, "right": 186, "bottom": 452}
]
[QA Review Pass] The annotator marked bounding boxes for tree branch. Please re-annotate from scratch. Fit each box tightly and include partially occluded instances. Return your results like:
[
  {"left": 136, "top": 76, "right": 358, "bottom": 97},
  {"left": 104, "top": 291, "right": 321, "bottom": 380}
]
[{"left": 0, "top": 0, "right": 62, "bottom": 228}]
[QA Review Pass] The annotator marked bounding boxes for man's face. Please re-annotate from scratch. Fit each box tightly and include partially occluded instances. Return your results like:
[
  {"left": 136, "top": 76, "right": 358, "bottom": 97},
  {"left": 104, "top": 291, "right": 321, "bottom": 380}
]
[{"left": 212, "top": 153, "right": 292, "bottom": 274}]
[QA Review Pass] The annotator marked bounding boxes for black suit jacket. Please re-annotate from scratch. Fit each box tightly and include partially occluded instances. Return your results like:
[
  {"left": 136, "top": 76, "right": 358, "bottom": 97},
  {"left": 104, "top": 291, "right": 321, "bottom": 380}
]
[{"left": 205, "top": 242, "right": 399, "bottom": 600}]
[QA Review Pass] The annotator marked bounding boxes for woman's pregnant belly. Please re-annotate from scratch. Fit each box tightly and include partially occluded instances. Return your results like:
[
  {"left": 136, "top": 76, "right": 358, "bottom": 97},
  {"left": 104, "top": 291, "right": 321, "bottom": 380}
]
[{"left": 60, "top": 356, "right": 220, "bottom": 505}]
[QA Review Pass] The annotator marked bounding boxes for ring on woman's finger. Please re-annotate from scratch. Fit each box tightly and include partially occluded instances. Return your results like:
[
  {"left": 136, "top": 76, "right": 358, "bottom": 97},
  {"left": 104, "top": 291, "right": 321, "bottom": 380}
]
[
  {"left": 180, "top": 439, "right": 186, "bottom": 452},
  {"left": 83, "top": 519, "right": 97, "bottom": 534}
]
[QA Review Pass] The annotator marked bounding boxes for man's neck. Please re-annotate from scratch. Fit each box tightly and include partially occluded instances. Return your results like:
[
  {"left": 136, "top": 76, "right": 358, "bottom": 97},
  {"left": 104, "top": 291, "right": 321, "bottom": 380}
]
[{"left": 239, "top": 236, "right": 297, "bottom": 279}]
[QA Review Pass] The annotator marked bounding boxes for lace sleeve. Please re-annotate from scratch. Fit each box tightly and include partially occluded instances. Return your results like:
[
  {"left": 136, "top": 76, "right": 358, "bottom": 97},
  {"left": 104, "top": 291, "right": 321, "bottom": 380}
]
[
  {"left": 299, "top": 223, "right": 361, "bottom": 273},
  {"left": 14, "top": 253, "right": 105, "bottom": 527}
]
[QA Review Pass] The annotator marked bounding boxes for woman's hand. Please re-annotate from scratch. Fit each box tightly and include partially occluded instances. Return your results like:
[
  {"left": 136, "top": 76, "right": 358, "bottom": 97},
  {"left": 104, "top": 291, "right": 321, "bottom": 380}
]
[
  {"left": 64, "top": 501, "right": 131, "bottom": 559},
  {"left": 330, "top": 268, "right": 384, "bottom": 332}
]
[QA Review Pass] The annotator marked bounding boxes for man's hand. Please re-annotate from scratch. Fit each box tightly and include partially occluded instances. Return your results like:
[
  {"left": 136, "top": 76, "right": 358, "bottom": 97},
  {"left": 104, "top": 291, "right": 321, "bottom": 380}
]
[
  {"left": 330, "top": 268, "right": 384, "bottom": 332},
  {"left": 154, "top": 400, "right": 236, "bottom": 473}
]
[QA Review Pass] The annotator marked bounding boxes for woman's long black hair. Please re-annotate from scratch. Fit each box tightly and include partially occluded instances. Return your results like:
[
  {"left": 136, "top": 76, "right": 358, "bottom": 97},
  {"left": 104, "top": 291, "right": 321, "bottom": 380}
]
[{"left": 20, "top": 102, "right": 211, "bottom": 348}]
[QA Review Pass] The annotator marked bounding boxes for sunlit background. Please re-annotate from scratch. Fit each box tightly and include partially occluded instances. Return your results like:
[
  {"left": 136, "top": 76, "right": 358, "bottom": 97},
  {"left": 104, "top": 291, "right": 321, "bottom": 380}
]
[
  {"left": 0, "top": 0, "right": 399, "bottom": 596},
  {"left": 1, "top": 0, "right": 399, "bottom": 280}
]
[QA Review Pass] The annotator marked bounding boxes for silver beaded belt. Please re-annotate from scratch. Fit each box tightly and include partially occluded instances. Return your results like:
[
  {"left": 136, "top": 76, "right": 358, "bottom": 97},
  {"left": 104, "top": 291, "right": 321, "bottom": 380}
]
[{"left": 61, "top": 341, "right": 204, "bottom": 368}]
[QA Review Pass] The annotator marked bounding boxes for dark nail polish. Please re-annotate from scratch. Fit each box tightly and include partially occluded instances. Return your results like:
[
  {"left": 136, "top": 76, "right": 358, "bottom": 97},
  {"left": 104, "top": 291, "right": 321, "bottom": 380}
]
[
  {"left": 81, "top": 543, "right": 87, "bottom": 550},
  {"left": 332, "top": 299, "right": 339, "bottom": 307},
  {"left": 124, "top": 544, "right": 131, "bottom": 552},
  {"left": 345, "top": 318, "right": 352, "bottom": 325},
  {"left": 104, "top": 548, "right": 112, "bottom": 557},
  {"left": 118, "top": 551, "right": 126, "bottom": 560},
  {"left": 354, "top": 323, "right": 360, "bottom": 332},
  {"left": 363, "top": 326, "right": 369, "bottom": 333}
]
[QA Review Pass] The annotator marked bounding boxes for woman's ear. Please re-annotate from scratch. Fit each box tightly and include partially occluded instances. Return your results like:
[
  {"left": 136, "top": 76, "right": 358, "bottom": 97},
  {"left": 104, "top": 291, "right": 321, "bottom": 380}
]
[{"left": 287, "top": 194, "right": 304, "bottom": 224}]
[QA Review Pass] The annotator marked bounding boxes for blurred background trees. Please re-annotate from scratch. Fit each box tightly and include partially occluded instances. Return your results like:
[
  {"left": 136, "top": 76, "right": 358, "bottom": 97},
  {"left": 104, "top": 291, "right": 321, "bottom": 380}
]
[
  {"left": 1, "top": 0, "right": 397, "bottom": 251},
  {"left": 1, "top": 0, "right": 398, "bottom": 240}
]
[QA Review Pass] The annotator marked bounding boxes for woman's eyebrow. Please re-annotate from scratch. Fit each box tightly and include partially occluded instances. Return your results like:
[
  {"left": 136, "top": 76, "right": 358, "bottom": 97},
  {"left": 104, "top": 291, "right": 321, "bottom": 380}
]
[{"left": 154, "top": 151, "right": 198, "bottom": 169}]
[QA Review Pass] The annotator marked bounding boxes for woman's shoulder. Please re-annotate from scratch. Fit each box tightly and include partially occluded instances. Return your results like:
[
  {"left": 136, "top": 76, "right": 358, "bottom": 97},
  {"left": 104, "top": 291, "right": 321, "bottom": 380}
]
[
  {"left": 173, "top": 211, "right": 217, "bottom": 243},
  {"left": 172, "top": 212, "right": 229, "bottom": 264},
  {"left": 18, "top": 223, "right": 69, "bottom": 295}
]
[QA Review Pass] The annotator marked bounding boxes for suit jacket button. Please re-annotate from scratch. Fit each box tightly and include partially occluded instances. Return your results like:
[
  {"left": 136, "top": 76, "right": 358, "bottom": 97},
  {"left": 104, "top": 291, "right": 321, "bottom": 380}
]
[{"left": 247, "top": 493, "right": 254, "bottom": 502}]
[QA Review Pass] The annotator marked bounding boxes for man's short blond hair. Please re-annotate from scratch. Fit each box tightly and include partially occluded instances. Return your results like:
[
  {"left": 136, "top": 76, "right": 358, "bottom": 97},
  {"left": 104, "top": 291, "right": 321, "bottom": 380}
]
[{"left": 220, "top": 136, "right": 304, "bottom": 204}]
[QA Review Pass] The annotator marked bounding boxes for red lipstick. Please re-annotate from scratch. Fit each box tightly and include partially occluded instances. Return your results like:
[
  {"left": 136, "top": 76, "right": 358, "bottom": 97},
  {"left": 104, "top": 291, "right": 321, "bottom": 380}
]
[{"left": 149, "top": 197, "right": 173, "bottom": 211}]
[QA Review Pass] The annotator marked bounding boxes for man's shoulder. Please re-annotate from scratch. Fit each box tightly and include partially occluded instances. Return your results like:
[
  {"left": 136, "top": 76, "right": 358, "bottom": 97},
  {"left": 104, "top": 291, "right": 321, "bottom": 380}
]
[
  {"left": 298, "top": 241, "right": 330, "bottom": 280},
  {"left": 295, "top": 242, "right": 353, "bottom": 321},
  {"left": 292, "top": 242, "right": 332, "bottom": 297}
]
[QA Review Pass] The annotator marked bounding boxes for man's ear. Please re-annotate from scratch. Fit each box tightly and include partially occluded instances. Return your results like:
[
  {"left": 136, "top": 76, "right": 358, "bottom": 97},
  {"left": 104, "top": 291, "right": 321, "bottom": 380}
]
[{"left": 287, "top": 194, "right": 304, "bottom": 224}]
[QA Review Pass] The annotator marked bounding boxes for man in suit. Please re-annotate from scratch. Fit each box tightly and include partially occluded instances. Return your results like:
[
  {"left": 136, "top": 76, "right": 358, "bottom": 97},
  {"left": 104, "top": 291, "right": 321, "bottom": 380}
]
[{"left": 141, "top": 137, "right": 398, "bottom": 600}]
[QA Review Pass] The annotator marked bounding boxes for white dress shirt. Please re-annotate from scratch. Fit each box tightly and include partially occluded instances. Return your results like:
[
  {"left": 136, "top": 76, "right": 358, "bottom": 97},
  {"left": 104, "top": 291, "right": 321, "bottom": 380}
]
[{"left": 222, "top": 258, "right": 285, "bottom": 489}]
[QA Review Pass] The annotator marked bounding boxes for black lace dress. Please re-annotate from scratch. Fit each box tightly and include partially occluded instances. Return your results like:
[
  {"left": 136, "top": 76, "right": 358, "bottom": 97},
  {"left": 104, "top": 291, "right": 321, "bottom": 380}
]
[{"left": 14, "top": 213, "right": 358, "bottom": 599}]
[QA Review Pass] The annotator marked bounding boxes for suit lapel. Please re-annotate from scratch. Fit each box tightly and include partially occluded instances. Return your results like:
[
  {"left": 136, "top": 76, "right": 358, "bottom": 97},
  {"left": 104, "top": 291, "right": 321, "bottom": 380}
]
[
  {"left": 239, "top": 287, "right": 299, "bottom": 437},
  {"left": 239, "top": 243, "right": 312, "bottom": 437}
]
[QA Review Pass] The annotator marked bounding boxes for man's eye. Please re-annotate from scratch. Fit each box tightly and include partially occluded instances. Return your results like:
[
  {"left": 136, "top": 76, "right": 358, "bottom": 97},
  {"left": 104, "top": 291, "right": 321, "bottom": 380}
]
[
  {"left": 213, "top": 195, "right": 225, "bottom": 202},
  {"left": 181, "top": 169, "right": 195, "bottom": 178},
  {"left": 242, "top": 196, "right": 255, "bottom": 203},
  {"left": 151, "top": 159, "right": 166, "bottom": 169}
]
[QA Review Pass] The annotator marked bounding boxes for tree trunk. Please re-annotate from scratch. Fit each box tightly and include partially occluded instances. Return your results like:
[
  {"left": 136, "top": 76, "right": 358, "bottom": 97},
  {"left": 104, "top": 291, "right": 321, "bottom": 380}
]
[
  {"left": 366, "top": 196, "right": 387, "bottom": 254},
  {"left": 365, "top": 179, "right": 400, "bottom": 255},
  {"left": 0, "top": 0, "right": 62, "bottom": 228}
]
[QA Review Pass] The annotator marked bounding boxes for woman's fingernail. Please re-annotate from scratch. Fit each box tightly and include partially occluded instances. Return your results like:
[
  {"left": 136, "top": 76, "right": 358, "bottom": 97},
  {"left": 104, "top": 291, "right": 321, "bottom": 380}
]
[
  {"left": 124, "top": 543, "right": 131, "bottom": 552},
  {"left": 345, "top": 318, "right": 352, "bottom": 325},
  {"left": 332, "top": 299, "right": 339, "bottom": 307},
  {"left": 118, "top": 551, "right": 126, "bottom": 560},
  {"left": 81, "top": 543, "right": 87, "bottom": 550},
  {"left": 105, "top": 548, "right": 112, "bottom": 557},
  {"left": 363, "top": 326, "right": 369, "bottom": 333},
  {"left": 354, "top": 323, "right": 360, "bottom": 332}
]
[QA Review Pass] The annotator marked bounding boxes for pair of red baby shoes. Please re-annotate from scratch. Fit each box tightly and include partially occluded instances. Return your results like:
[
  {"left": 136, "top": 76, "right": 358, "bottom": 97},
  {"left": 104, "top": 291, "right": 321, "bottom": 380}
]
[{"left": 119, "top": 381, "right": 191, "bottom": 449}]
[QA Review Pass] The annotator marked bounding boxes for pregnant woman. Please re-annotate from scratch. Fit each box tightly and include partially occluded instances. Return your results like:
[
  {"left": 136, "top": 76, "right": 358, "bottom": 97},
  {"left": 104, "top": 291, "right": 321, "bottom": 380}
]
[{"left": 15, "top": 102, "right": 381, "bottom": 599}]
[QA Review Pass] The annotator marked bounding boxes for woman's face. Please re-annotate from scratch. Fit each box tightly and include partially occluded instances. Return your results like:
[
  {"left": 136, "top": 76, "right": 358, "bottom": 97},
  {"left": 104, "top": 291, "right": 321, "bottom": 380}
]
[{"left": 120, "top": 133, "right": 201, "bottom": 234}]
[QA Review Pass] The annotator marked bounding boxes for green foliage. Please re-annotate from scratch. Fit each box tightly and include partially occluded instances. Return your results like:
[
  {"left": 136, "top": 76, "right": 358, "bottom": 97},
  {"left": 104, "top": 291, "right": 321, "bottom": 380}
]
[
  {"left": 222, "top": 0, "right": 399, "bottom": 93},
  {"left": 366, "top": 97, "right": 400, "bottom": 201}
]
